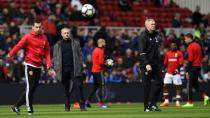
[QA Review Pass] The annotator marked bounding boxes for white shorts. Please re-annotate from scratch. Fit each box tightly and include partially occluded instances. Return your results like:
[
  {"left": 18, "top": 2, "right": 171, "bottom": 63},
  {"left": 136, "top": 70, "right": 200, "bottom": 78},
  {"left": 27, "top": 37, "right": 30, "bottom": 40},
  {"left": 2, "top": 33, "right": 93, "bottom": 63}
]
[{"left": 164, "top": 73, "right": 182, "bottom": 85}]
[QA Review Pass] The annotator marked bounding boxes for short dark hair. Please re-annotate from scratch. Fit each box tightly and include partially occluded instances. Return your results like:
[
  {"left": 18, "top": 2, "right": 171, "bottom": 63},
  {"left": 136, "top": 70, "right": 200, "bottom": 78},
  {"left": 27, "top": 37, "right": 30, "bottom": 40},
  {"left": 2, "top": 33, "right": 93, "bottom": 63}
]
[
  {"left": 33, "top": 19, "right": 42, "bottom": 25},
  {"left": 185, "top": 33, "right": 193, "bottom": 40}
]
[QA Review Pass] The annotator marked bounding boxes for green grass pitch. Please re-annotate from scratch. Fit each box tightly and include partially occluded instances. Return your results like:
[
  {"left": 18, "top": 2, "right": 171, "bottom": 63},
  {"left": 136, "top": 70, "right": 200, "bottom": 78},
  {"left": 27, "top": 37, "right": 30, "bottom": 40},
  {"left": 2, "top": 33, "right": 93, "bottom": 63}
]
[{"left": 0, "top": 102, "right": 209, "bottom": 118}]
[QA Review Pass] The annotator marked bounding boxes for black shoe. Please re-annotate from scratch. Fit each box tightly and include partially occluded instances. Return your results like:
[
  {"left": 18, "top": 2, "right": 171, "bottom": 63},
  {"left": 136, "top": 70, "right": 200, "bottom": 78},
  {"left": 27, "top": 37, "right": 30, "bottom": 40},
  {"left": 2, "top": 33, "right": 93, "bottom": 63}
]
[
  {"left": 80, "top": 104, "right": 87, "bottom": 111},
  {"left": 150, "top": 105, "right": 162, "bottom": 112},
  {"left": 11, "top": 106, "right": 20, "bottom": 115},
  {"left": 85, "top": 101, "right": 91, "bottom": 108},
  {"left": 144, "top": 107, "right": 152, "bottom": 112},
  {"left": 64, "top": 104, "right": 70, "bottom": 112}
]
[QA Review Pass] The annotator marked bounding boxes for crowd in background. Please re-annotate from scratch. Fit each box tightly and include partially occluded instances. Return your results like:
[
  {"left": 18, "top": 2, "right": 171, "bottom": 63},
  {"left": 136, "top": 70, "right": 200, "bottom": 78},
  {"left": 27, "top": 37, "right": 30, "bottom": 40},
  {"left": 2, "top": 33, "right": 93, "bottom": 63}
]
[{"left": 0, "top": 0, "right": 210, "bottom": 84}]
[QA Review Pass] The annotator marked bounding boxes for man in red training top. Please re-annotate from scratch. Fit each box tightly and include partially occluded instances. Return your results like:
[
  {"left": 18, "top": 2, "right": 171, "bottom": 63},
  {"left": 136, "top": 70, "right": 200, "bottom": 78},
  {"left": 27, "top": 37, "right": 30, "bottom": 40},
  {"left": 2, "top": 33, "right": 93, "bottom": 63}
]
[
  {"left": 160, "top": 41, "right": 184, "bottom": 107},
  {"left": 86, "top": 38, "right": 107, "bottom": 108},
  {"left": 7, "top": 19, "right": 53, "bottom": 115},
  {"left": 182, "top": 33, "right": 209, "bottom": 107}
]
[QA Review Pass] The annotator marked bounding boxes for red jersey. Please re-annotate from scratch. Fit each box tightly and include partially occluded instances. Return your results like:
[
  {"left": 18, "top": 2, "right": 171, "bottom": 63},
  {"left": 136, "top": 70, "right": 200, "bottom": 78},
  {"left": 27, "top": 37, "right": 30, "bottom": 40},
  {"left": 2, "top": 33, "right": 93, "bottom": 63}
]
[
  {"left": 8, "top": 30, "right": 51, "bottom": 69},
  {"left": 187, "top": 42, "right": 202, "bottom": 67},
  {"left": 91, "top": 47, "right": 104, "bottom": 72},
  {"left": 164, "top": 50, "right": 184, "bottom": 74}
]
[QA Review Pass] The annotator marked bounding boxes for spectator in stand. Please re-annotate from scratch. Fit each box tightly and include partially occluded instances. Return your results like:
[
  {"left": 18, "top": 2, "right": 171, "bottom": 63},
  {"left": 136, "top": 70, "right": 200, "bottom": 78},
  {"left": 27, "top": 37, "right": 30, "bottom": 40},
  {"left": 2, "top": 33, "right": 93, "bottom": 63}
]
[
  {"left": 163, "top": 0, "right": 171, "bottom": 7},
  {"left": 42, "top": 14, "right": 57, "bottom": 46},
  {"left": 112, "top": 57, "right": 127, "bottom": 83},
  {"left": 203, "top": 34, "right": 210, "bottom": 58},
  {"left": 9, "top": 21, "right": 20, "bottom": 37},
  {"left": 32, "top": 1, "right": 43, "bottom": 15},
  {"left": 1, "top": 8, "right": 10, "bottom": 23},
  {"left": 26, "top": 8, "right": 37, "bottom": 25},
  {"left": 0, "top": 28, "right": 6, "bottom": 57},
  {"left": 8, "top": 2, "right": 19, "bottom": 20},
  {"left": 83, "top": 38, "right": 94, "bottom": 62},
  {"left": 84, "top": 54, "right": 93, "bottom": 83},
  {"left": 193, "top": 23, "right": 207, "bottom": 40},
  {"left": 54, "top": 6, "right": 66, "bottom": 22},
  {"left": 69, "top": 3, "right": 83, "bottom": 21},
  {"left": 202, "top": 55, "right": 210, "bottom": 82},
  {"left": 88, "top": 0, "right": 98, "bottom": 10},
  {"left": 192, "top": 6, "right": 203, "bottom": 27},
  {"left": 140, "top": 9, "right": 149, "bottom": 26},
  {"left": 93, "top": 26, "right": 108, "bottom": 45},
  {"left": 48, "top": 0, "right": 58, "bottom": 13},
  {"left": 89, "top": 18, "right": 100, "bottom": 26},
  {"left": 119, "top": 0, "right": 132, "bottom": 11},
  {"left": 122, "top": 48, "right": 135, "bottom": 81},
  {"left": 131, "top": 32, "right": 139, "bottom": 51},
  {"left": 71, "top": 0, "right": 82, "bottom": 11},
  {"left": 0, "top": 59, "right": 7, "bottom": 82},
  {"left": 172, "top": 13, "right": 182, "bottom": 28}
]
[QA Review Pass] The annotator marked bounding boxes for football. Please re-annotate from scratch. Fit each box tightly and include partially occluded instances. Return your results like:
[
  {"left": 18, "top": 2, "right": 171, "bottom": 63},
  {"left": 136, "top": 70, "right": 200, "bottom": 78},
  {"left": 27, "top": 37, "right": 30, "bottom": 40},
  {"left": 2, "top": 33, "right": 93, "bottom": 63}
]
[
  {"left": 106, "top": 59, "right": 114, "bottom": 67},
  {"left": 81, "top": 4, "right": 96, "bottom": 18}
]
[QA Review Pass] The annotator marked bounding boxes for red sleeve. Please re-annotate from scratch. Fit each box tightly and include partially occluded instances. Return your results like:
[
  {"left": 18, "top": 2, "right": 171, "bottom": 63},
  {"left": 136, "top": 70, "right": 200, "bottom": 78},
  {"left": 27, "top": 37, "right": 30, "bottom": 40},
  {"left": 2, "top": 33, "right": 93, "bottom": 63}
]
[
  {"left": 98, "top": 49, "right": 104, "bottom": 66},
  {"left": 187, "top": 46, "right": 193, "bottom": 62},
  {"left": 164, "top": 53, "right": 168, "bottom": 65},
  {"left": 44, "top": 38, "right": 51, "bottom": 69},
  {"left": 178, "top": 51, "right": 184, "bottom": 65},
  {"left": 8, "top": 35, "right": 27, "bottom": 57}
]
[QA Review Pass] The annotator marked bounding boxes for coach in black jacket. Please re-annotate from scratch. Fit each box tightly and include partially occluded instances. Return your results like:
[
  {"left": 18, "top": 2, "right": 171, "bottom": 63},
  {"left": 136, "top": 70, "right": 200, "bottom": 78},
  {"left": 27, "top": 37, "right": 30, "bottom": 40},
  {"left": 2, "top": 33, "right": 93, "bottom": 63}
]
[
  {"left": 53, "top": 26, "right": 86, "bottom": 111},
  {"left": 138, "top": 19, "right": 163, "bottom": 112}
]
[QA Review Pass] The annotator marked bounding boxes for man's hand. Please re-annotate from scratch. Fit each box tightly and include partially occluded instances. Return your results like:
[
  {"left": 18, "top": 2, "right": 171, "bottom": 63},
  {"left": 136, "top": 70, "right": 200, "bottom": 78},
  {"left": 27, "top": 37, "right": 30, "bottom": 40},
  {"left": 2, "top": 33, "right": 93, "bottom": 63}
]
[
  {"left": 6, "top": 54, "right": 13, "bottom": 62},
  {"left": 172, "top": 69, "right": 179, "bottom": 75},
  {"left": 48, "top": 68, "right": 56, "bottom": 79},
  {"left": 186, "top": 72, "right": 189, "bottom": 80},
  {"left": 146, "top": 64, "right": 152, "bottom": 71}
]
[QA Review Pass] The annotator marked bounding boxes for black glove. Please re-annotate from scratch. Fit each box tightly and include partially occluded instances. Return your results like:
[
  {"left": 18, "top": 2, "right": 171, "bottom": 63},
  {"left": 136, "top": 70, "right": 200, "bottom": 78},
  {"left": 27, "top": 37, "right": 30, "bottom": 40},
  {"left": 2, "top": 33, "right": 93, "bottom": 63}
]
[{"left": 172, "top": 69, "right": 178, "bottom": 75}]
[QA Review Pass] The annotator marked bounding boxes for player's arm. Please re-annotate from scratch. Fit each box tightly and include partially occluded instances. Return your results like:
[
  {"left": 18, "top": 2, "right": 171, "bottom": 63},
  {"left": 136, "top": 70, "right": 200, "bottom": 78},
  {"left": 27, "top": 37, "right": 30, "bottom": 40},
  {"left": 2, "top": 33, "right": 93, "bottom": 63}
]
[
  {"left": 186, "top": 47, "right": 193, "bottom": 72},
  {"left": 163, "top": 53, "right": 168, "bottom": 72},
  {"left": 178, "top": 51, "right": 184, "bottom": 68},
  {"left": 7, "top": 35, "right": 27, "bottom": 57},
  {"left": 44, "top": 39, "right": 52, "bottom": 70},
  {"left": 98, "top": 50, "right": 105, "bottom": 67},
  {"left": 138, "top": 33, "right": 149, "bottom": 66}
]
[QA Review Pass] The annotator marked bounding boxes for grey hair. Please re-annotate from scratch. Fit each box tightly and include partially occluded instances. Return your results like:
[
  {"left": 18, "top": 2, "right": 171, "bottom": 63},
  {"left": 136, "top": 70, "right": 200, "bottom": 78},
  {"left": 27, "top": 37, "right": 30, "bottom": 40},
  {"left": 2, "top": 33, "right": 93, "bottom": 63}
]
[{"left": 145, "top": 19, "right": 155, "bottom": 26}]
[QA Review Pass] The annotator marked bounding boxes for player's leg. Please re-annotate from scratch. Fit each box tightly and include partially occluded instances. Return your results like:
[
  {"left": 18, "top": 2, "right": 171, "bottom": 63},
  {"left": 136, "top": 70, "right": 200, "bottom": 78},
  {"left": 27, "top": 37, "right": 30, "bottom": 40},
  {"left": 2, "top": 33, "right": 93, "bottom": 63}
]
[
  {"left": 173, "top": 74, "right": 182, "bottom": 107},
  {"left": 61, "top": 70, "right": 71, "bottom": 111},
  {"left": 86, "top": 72, "right": 99, "bottom": 107},
  {"left": 74, "top": 77, "right": 87, "bottom": 111},
  {"left": 68, "top": 72, "right": 76, "bottom": 110},
  {"left": 160, "top": 73, "right": 171, "bottom": 107},
  {"left": 27, "top": 67, "right": 41, "bottom": 115},
  {"left": 12, "top": 65, "right": 34, "bottom": 115},
  {"left": 150, "top": 65, "right": 162, "bottom": 111},
  {"left": 193, "top": 68, "right": 209, "bottom": 106},
  {"left": 182, "top": 68, "right": 195, "bottom": 107},
  {"left": 100, "top": 72, "right": 107, "bottom": 108},
  {"left": 141, "top": 67, "right": 152, "bottom": 111},
  {"left": 96, "top": 72, "right": 107, "bottom": 108}
]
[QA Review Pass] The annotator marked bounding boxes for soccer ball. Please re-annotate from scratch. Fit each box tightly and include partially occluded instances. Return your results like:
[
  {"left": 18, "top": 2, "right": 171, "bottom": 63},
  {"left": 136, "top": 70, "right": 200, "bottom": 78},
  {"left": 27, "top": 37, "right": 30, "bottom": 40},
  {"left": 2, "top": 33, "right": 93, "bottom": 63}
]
[
  {"left": 81, "top": 4, "right": 96, "bottom": 18},
  {"left": 105, "top": 59, "right": 114, "bottom": 67}
]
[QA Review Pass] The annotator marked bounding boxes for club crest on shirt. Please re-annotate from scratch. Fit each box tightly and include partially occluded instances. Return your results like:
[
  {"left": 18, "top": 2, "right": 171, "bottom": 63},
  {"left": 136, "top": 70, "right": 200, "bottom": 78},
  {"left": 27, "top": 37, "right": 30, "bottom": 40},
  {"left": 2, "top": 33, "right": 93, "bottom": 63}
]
[
  {"left": 175, "top": 53, "right": 178, "bottom": 57},
  {"left": 29, "top": 71, "right": 33, "bottom": 76}
]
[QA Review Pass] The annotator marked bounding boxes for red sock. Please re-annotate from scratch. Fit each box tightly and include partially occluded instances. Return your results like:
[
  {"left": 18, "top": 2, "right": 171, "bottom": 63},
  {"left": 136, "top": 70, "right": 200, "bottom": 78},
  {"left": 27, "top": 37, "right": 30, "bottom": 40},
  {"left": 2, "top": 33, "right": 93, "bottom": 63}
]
[{"left": 163, "top": 93, "right": 169, "bottom": 102}]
